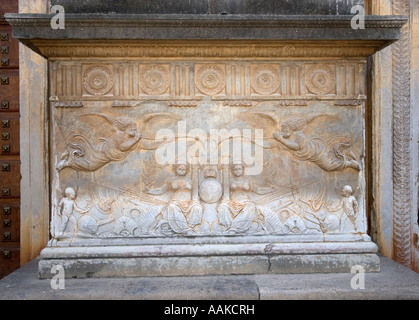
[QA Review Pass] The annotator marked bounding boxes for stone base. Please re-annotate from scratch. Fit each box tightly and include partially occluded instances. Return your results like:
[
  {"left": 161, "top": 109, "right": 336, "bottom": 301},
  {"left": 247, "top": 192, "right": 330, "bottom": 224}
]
[{"left": 38, "top": 238, "right": 380, "bottom": 278}]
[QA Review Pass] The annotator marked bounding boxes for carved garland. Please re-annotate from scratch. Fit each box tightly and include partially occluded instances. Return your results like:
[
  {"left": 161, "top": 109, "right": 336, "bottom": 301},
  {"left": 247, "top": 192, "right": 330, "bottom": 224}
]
[{"left": 392, "top": 0, "right": 412, "bottom": 267}]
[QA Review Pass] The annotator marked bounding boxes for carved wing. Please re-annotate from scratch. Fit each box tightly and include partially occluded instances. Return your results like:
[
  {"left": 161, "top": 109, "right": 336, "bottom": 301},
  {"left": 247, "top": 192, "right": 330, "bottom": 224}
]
[
  {"left": 219, "top": 111, "right": 282, "bottom": 149},
  {"left": 236, "top": 112, "right": 280, "bottom": 138},
  {"left": 139, "top": 113, "right": 181, "bottom": 130},
  {"left": 137, "top": 113, "right": 182, "bottom": 150},
  {"left": 79, "top": 112, "right": 115, "bottom": 126},
  {"left": 305, "top": 113, "right": 336, "bottom": 125},
  {"left": 353, "top": 186, "right": 362, "bottom": 199}
]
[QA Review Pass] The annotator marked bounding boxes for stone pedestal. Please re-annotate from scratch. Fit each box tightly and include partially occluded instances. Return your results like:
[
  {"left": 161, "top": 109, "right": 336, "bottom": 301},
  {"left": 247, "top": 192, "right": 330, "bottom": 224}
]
[
  {"left": 6, "top": 12, "right": 406, "bottom": 278},
  {"left": 38, "top": 237, "right": 380, "bottom": 278}
]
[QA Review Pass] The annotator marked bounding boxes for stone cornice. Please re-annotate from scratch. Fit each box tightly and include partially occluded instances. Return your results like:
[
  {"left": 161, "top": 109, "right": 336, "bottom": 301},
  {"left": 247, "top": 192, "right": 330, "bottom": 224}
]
[
  {"left": 5, "top": 14, "right": 407, "bottom": 59},
  {"left": 5, "top": 14, "right": 408, "bottom": 29}
]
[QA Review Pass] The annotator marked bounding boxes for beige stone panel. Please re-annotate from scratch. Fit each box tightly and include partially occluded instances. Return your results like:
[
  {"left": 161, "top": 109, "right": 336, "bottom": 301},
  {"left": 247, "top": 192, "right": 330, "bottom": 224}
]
[
  {"left": 50, "top": 58, "right": 367, "bottom": 241},
  {"left": 19, "top": 0, "right": 48, "bottom": 265}
]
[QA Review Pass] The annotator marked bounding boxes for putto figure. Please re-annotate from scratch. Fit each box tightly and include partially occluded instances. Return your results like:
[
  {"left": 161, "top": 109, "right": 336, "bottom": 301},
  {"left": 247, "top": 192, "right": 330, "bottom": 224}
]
[
  {"left": 56, "top": 114, "right": 142, "bottom": 172},
  {"left": 273, "top": 115, "right": 361, "bottom": 171},
  {"left": 341, "top": 185, "right": 359, "bottom": 231},
  {"left": 56, "top": 187, "right": 88, "bottom": 237}
]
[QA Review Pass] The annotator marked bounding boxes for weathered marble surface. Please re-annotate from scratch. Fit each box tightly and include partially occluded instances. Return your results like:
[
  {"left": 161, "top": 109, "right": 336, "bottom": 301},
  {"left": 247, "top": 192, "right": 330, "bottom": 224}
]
[
  {"left": 49, "top": 59, "right": 367, "bottom": 241},
  {"left": 38, "top": 240, "right": 380, "bottom": 278},
  {"left": 33, "top": 54, "right": 380, "bottom": 277},
  {"left": 7, "top": 9, "right": 408, "bottom": 277}
]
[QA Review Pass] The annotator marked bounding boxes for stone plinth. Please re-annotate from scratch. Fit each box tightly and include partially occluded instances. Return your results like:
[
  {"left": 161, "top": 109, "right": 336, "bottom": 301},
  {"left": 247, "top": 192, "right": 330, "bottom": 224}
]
[{"left": 38, "top": 238, "right": 379, "bottom": 278}]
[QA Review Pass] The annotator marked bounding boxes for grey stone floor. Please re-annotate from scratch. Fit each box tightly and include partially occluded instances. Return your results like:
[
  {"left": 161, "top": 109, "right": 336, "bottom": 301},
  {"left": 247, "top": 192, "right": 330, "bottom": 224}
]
[{"left": 0, "top": 254, "right": 417, "bottom": 300}]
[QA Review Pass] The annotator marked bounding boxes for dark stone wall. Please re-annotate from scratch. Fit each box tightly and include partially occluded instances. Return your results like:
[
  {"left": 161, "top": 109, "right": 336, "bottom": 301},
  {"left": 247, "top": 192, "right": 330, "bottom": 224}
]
[{"left": 49, "top": 0, "right": 364, "bottom": 15}]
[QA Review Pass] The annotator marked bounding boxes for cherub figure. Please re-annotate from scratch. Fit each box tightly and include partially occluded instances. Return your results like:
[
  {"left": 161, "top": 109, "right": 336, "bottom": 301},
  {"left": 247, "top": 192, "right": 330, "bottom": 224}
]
[
  {"left": 273, "top": 115, "right": 361, "bottom": 171},
  {"left": 56, "top": 112, "right": 181, "bottom": 172},
  {"left": 57, "top": 187, "right": 88, "bottom": 237},
  {"left": 341, "top": 185, "right": 359, "bottom": 231}
]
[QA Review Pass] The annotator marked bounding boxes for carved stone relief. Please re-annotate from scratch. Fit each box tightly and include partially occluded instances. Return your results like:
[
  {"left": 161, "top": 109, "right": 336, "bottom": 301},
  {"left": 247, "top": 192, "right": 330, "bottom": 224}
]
[
  {"left": 50, "top": 59, "right": 366, "bottom": 241},
  {"left": 305, "top": 64, "right": 336, "bottom": 95},
  {"left": 391, "top": 0, "right": 413, "bottom": 268},
  {"left": 251, "top": 64, "right": 281, "bottom": 95},
  {"left": 195, "top": 64, "right": 226, "bottom": 96},
  {"left": 50, "top": 60, "right": 366, "bottom": 102},
  {"left": 82, "top": 65, "right": 114, "bottom": 96},
  {"left": 139, "top": 64, "right": 171, "bottom": 95}
]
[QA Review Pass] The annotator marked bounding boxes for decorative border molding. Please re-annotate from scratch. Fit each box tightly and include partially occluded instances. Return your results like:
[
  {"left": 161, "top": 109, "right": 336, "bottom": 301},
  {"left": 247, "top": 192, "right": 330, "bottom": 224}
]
[
  {"left": 51, "top": 100, "right": 83, "bottom": 108},
  {"left": 111, "top": 100, "right": 135, "bottom": 107},
  {"left": 392, "top": 0, "right": 412, "bottom": 268},
  {"left": 334, "top": 99, "right": 363, "bottom": 106},
  {"left": 29, "top": 40, "right": 386, "bottom": 59},
  {"left": 168, "top": 101, "right": 198, "bottom": 108}
]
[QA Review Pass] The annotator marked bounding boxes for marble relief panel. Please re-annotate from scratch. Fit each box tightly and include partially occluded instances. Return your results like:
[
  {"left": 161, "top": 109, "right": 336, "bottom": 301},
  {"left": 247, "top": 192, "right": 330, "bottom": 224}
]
[{"left": 49, "top": 59, "right": 366, "bottom": 240}]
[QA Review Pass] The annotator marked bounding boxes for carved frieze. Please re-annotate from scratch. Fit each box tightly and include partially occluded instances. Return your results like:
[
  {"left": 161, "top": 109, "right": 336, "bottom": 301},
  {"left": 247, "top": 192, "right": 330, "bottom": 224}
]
[
  {"left": 50, "top": 60, "right": 366, "bottom": 102},
  {"left": 50, "top": 58, "right": 367, "bottom": 240},
  {"left": 30, "top": 40, "right": 387, "bottom": 60}
]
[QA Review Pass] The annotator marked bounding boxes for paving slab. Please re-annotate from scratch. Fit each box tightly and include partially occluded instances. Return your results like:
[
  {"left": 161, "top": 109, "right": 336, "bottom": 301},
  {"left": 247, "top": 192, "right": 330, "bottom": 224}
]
[
  {"left": 0, "top": 257, "right": 259, "bottom": 300},
  {"left": 255, "top": 256, "right": 419, "bottom": 300},
  {"left": 0, "top": 255, "right": 417, "bottom": 300}
]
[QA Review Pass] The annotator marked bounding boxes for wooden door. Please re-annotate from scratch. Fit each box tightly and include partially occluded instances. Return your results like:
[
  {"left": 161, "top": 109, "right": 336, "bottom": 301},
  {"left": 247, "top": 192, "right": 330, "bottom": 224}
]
[{"left": 0, "top": 0, "right": 20, "bottom": 279}]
